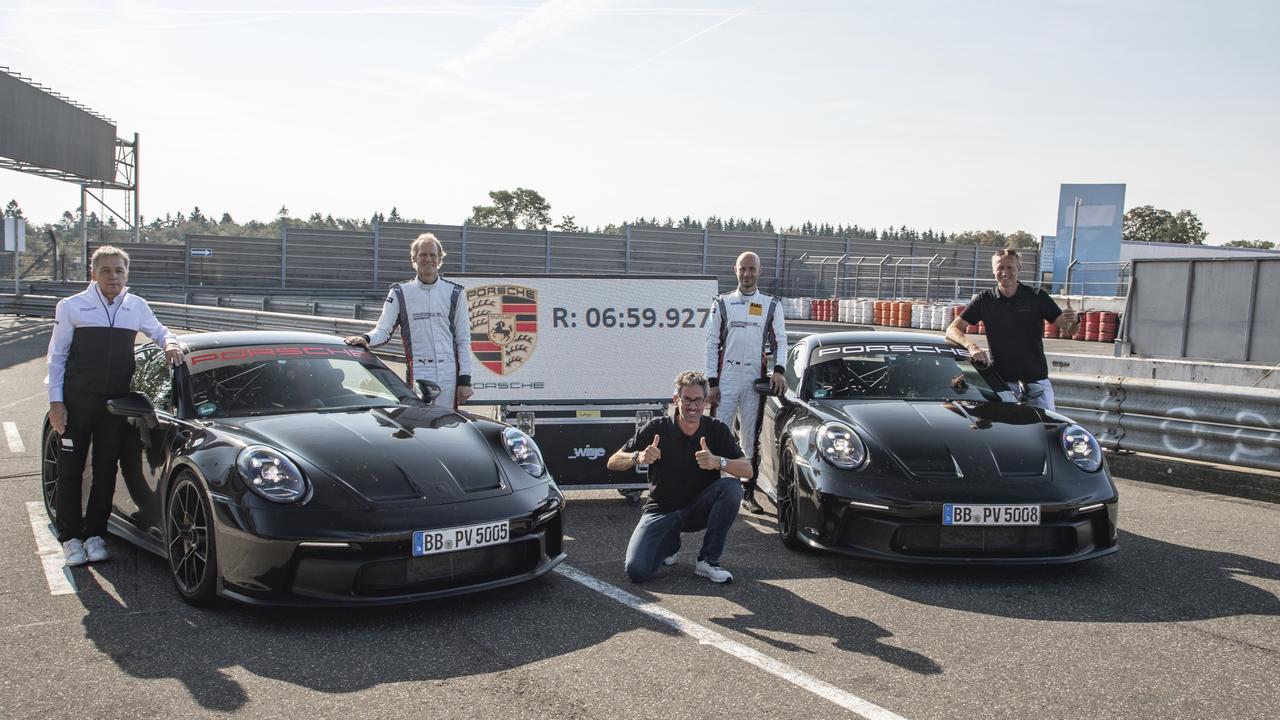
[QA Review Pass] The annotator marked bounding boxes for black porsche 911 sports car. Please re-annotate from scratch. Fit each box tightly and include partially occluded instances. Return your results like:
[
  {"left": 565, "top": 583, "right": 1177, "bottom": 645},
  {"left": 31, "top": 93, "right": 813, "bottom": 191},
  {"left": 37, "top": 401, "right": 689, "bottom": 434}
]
[
  {"left": 757, "top": 331, "right": 1118, "bottom": 564},
  {"left": 41, "top": 331, "right": 565, "bottom": 606}
]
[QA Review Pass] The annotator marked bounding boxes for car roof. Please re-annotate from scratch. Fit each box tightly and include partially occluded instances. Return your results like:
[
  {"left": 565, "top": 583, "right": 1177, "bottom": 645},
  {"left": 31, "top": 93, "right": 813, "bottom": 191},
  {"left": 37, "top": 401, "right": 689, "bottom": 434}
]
[
  {"left": 800, "top": 330, "right": 952, "bottom": 350},
  {"left": 174, "top": 330, "right": 346, "bottom": 352}
]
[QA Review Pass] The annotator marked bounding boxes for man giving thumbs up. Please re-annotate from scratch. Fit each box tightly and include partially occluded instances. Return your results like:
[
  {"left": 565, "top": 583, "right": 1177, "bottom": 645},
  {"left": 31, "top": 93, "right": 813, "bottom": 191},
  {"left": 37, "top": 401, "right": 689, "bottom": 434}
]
[{"left": 608, "top": 371, "right": 752, "bottom": 584}]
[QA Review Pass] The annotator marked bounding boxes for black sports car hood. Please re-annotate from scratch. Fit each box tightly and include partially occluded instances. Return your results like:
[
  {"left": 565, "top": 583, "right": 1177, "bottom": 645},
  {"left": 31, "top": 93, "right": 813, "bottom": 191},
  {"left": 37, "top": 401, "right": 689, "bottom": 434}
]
[
  {"left": 227, "top": 405, "right": 509, "bottom": 505},
  {"left": 823, "top": 400, "right": 1051, "bottom": 480}
]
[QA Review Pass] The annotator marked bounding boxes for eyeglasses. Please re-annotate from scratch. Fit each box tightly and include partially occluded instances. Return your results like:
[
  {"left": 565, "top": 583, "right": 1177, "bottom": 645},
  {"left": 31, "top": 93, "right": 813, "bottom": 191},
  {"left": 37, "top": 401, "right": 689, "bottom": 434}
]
[{"left": 679, "top": 395, "right": 707, "bottom": 405}]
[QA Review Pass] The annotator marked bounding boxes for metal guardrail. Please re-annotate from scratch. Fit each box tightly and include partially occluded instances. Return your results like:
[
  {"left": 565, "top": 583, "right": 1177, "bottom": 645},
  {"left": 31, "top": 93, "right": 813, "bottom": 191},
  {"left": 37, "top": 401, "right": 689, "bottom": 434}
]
[
  {"left": 4, "top": 293, "right": 1276, "bottom": 472},
  {"left": 1054, "top": 374, "right": 1280, "bottom": 471}
]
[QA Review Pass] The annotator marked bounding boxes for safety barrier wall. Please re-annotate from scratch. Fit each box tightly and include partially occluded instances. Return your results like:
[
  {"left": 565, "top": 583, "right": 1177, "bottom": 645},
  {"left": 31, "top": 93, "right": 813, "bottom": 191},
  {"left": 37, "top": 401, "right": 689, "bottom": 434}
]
[
  {"left": 1053, "top": 374, "right": 1280, "bottom": 471},
  {"left": 3, "top": 291, "right": 1272, "bottom": 472},
  {"left": 1123, "top": 257, "right": 1279, "bottom": 363},
  {"left": 78, "top": 222, "right": 1054, "bottom": 300}
]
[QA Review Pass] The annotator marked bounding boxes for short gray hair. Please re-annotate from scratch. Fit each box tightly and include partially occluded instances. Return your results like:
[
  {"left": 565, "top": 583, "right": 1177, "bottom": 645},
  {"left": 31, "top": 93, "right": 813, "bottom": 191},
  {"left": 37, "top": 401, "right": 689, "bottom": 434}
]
[
  {"left": 90, "top": 245, "right": 130, "bottom": 269},
  {"left": 673, "top": 370, "right": 709, "bottom": 395}
]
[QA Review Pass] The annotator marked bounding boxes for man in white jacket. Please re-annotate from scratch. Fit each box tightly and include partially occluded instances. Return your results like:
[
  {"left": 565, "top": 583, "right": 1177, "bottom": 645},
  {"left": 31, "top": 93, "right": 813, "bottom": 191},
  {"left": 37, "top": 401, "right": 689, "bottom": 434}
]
[
  {"left": 46, "top": 245, "right": 183, "bottom": 566},
  {"left": 346, "top": 233, "right": 472, "bottom": 407},
  {"left": 705, "top": 251, "right": 787, "bottom": 515}
]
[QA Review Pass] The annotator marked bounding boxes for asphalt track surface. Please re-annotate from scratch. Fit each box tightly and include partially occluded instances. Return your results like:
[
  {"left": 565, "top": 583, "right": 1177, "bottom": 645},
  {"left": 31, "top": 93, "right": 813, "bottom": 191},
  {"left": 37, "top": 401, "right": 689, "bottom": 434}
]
[{"left": 1, "top": 316, "right": 1277, "bottom": 720}]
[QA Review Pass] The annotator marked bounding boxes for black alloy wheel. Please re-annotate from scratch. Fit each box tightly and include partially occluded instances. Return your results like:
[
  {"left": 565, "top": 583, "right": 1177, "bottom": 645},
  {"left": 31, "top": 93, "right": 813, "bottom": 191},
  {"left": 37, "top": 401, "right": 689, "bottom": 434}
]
[
  {"left": 776, "top": 449, "right": 806, "bottom": 551},
  {"left": 166, "top": 472, "right": 219, "bottom": 605},
  {"left": 40, "top": 422, "right": 58, "bottom": 523}
]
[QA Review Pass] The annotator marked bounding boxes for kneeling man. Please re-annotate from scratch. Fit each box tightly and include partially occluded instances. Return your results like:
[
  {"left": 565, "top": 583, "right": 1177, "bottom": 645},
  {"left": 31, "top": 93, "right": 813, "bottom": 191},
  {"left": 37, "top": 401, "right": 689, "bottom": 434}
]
[{"left": 608, "top": 371, "right": 753, "bottom": 583}]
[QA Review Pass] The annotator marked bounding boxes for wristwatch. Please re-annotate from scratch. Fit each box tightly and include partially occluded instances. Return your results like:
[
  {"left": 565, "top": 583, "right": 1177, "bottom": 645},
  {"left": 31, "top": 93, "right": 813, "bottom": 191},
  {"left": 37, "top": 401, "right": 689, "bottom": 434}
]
[
  {"left": 633, "top": 451, "right": 642, "bottom": 466},
  {"left": 718, "top": 455, "right": 728, "bottom": 470}
]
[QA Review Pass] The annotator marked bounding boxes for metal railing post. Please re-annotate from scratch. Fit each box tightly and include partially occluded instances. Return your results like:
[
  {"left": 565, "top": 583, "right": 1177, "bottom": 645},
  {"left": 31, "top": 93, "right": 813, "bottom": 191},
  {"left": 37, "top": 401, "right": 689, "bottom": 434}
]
[
  {"left": 701, "top": 228, "right": 708, "bottom": 274},
  {"left": 371, "top": 214, "right": 380, "bottom": 289},
  {"left": 624, "top": 224, "right": 631, "bottom": 274},
  {"left": 461, "top": 221, "right": 468, "bottom": 272},
  {"left": 280, "top": 225, "right": 288, "bottom": 289},
  {"left": 545, "top": 227, "right": 552, "bottom": 273}
]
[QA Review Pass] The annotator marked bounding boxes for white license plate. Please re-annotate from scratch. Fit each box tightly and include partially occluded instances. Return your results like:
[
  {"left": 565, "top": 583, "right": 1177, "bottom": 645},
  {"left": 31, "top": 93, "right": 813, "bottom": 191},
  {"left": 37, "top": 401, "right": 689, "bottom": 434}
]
[
  {"left": 412, "top": 520, "right": 510, "bottom": 556},
  {"left": 943, "top": 504, "right": 1040, "bottom": 526}
]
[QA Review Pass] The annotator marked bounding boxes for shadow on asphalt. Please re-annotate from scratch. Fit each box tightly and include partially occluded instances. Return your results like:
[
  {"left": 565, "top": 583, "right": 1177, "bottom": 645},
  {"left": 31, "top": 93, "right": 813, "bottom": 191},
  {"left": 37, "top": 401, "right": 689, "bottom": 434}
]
[
  {"left": 564, "top": 495, "right": 944, "bottom": 676},
  {"left": 0, "top": 318, "right": 54, "bottom": 371},
  {"left": 66, "top": 493, "right": 1280, "bottom": 711},
  {"left": 72, "top": 545, "right": 678, "bottom": 713}
]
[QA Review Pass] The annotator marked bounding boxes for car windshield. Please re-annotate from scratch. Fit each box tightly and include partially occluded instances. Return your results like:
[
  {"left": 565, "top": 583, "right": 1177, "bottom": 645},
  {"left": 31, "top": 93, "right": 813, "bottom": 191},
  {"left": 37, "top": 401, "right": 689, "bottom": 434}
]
[
  {"left": 807, "top": 344, "right": 1004, "bottom": 402},
  {"left": 186, "top": 344, "right": 416, "bottom": 418}
]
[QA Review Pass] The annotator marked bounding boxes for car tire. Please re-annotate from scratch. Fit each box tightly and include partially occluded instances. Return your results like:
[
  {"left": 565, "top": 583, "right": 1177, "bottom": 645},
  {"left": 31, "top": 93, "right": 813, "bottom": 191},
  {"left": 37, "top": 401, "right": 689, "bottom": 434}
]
[
  {"left": 40, "top": 420, "right": 59, "bottom": 524},
  {"left": 776, "top": 450, "right": 807, "bottom": 551},
  {"left": 166, "top": 471, "right": 219, "bottom": 606}
]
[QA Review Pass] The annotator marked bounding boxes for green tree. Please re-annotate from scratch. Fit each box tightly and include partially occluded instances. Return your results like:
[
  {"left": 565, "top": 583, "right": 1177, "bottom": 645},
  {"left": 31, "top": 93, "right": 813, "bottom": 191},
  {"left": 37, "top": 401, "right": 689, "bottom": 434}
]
[
  {"left": 4, "top": 199, "right": 23, "bottom": 218},
  {"left": 1123, "top": 205, "right": 1207, "bottom": 244},
  {"left": 1224, "top": 239, "right": 1275, "bottom": 249},
  {"left": 388, "top": 207, "right": 402, "bottom": 222},
  {"left": 555, "top": 215, "right": 580, "bottom": 232},
  {"left": 468, "top": 188, "right": 552, "bottom": 229},
  {"left": 1006, "top": 230, "right": 1038, "bottom": 250},
  {"left": 1173, "top": 209, "right": 1208, "bottom": 244}
]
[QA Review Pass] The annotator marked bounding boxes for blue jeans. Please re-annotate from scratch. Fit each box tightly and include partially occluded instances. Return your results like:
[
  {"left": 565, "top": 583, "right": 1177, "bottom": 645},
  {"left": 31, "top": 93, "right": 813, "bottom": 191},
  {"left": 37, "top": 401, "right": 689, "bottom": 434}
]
[
  {"left": 1007, "top": 379, "right": 1056, "bottom": 411},
  {"left": 623, "top": 476, "right": 743, "bottom": 583}
]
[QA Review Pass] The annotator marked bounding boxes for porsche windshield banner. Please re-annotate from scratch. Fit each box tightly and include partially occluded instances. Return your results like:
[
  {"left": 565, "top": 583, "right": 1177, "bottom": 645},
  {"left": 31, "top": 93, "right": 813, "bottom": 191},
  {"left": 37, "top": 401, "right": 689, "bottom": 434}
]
[{"left": 460, "top": 276, "right": 718, "bottom": 402}]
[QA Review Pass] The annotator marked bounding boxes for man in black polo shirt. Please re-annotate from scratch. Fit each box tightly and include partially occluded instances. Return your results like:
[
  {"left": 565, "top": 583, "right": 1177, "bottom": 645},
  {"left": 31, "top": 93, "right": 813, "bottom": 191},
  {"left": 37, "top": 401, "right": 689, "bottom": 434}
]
[
  {"left": 946, "top": 248, "right": 1077, "bottom": 410},
  {"left": 608, "top": 371, "right": 752, "bottom": 584}
]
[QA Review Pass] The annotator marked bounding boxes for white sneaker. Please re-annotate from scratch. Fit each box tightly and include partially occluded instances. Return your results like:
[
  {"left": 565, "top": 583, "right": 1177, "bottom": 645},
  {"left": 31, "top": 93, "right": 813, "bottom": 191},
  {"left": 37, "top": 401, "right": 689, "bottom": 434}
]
[
  {"left": 63, "top": 539, "right": 87, "bottom": 567},
  {"left": 85, "top": 536, "right": 109, "bottom": 563},
  {"left": 694, "top": 559, "right": 733, "bottom": 583},
  {"left": 663, "top": 553, "right": 678, "bottom": 566}
]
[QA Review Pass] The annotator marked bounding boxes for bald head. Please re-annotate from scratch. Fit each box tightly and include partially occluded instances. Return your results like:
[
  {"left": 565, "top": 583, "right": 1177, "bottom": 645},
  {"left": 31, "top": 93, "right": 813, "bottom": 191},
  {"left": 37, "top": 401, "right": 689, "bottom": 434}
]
[{"left": 735, "top": 252, "right": 761, "bottom": 294}]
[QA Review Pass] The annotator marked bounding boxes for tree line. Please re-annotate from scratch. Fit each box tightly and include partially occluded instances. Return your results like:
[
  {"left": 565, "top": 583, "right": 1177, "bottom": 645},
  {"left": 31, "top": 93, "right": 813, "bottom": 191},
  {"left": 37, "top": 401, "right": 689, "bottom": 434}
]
[{"left": 6, "top": 192, "right": 1270, "bottom": 255}]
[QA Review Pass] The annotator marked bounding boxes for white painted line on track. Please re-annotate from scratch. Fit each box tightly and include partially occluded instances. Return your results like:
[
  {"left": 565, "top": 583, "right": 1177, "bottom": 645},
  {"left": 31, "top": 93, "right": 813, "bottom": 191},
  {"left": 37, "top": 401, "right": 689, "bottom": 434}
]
[
  {"left": 554, "top": 564, "right": 909, "bottom": 720},
  {"left": 0, "top": 391, "right": 46, "bottom": 412},
  {"left": 5, "top": 421, "right": 25, "bottom": 452},
  {"left": 26, "top": 501, "right": 76, "bottom": 596}
]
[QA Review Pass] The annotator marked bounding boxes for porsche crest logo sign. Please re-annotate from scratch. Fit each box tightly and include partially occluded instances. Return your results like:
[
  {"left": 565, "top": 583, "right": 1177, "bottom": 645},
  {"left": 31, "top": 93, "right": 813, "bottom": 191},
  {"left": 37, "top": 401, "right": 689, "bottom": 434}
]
[{"left": 467, "top": 284, "right": 537, "bottom": 376}]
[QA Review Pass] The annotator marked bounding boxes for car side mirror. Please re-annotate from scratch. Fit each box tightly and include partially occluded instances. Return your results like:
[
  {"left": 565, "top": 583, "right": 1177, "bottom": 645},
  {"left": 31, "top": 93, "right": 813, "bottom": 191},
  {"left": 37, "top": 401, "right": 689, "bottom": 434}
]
[
  {"left": 415, "top": 379, "right": 442, "bottom": 403},
  {"left": 107, "top": 392, "right": 157, "bottom": 418}
]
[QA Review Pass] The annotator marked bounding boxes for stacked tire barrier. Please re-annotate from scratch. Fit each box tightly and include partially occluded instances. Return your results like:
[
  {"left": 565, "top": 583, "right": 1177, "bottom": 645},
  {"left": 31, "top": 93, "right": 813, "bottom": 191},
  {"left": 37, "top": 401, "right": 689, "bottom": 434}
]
[
  {"left": 783, "top": 297, "right": 812, "bottom": 320},
  {"left": 1045, "top": 311, "right": 1121, "bottom": 342},
  {"left": 786, "top": 296, "right": 1117, "bottom": 344}
]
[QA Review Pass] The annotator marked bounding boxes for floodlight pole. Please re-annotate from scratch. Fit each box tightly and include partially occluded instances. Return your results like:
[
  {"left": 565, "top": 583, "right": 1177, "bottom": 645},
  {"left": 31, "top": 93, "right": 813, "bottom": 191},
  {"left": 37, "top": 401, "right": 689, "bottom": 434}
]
[
  {"left": 133, "top": 133, "right": 141, "bottom": 243},
  {"left": 1064, "top": 197, "right": 1082, "bottom": 295}
]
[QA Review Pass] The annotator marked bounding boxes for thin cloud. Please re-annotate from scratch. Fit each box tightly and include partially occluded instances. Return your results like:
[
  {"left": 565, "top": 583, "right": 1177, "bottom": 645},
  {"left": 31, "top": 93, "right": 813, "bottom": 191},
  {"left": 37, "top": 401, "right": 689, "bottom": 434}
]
[
  {"left": 638, "top": 6, "right": 748, "bottom": 65},
  {"left": 439, "top": 0, "right": 605, "bottom": 80}
]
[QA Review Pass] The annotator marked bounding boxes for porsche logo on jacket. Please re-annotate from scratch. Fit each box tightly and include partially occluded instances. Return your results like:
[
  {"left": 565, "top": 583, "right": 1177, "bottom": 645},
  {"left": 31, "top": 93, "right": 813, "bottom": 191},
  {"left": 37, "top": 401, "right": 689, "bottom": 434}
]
[{"left": 467, "top": 284, "right": 538, "bottom": 375}]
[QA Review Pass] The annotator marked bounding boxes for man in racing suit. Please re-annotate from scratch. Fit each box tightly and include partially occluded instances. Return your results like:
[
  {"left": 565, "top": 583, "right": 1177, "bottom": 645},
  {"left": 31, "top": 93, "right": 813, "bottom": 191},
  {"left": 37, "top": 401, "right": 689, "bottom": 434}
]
[
  {"left": 706, "top": 251, "right": 787, "bottom": 515},
  {"left": 46, "top": 245, "right": 183, "bottom": 567},
  {"left": 346, "top": 233, "right": 472, "bottom": 408}
]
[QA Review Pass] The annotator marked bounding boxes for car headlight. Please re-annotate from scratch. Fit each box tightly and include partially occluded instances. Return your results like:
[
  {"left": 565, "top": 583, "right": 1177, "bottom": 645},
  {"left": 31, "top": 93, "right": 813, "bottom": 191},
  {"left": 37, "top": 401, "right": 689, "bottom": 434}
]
[
  {"left": 816, "top": 422, "right": 867, "bottom": 470},
  {"left": 236, "top": 445, "right": 308, "bottom": 502},
  {"left": 503, "top": 427, "right": 546, "bottom": 477},
  {"left": 1061, "top": 424, "right": 1102, "bottom": 472}
]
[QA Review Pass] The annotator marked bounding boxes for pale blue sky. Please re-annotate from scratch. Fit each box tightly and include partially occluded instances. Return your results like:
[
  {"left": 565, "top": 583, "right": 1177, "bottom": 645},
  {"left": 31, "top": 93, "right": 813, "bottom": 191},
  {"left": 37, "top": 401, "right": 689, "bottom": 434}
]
[{"left": 2, "top": 0, "right": 1276, "bottom": 243}]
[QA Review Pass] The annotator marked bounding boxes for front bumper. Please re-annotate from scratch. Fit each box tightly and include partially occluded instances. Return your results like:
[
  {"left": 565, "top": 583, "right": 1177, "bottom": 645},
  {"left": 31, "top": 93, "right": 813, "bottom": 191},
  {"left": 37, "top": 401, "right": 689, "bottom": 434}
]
[
  {"left": 210, "top": 484, "right": 566, "bottom": 606},
  {"left": 799, "top": 494, "right": 1119, "bottom": 565}
]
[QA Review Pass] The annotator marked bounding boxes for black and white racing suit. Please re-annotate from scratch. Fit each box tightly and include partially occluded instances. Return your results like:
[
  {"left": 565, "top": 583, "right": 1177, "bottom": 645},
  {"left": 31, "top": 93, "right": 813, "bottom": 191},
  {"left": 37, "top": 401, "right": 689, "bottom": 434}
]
[
  {"left": 363, "top": 276, "right": 472, "bottom": 407},
  {"left": 705, "top": 289, "right": 786, "bottom": 490},
  {"left": 45, "top": 284, "right": 176, "bottom": 543}
]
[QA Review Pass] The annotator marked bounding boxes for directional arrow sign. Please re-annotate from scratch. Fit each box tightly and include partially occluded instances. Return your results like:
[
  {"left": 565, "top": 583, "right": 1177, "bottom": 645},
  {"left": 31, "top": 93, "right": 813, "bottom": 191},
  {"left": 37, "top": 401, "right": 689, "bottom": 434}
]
[{"left": 190, "top": 248, "right": 213, "bottom": 257}]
